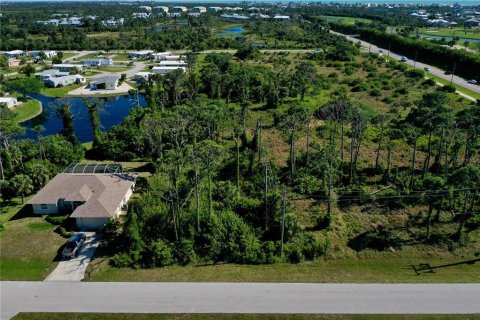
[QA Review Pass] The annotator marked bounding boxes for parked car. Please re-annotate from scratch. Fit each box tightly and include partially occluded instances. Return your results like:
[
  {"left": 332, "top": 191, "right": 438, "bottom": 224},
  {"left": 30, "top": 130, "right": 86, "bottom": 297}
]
[
  {"left": 424, "top": 67, "right": 430, "bottom": 72},
  {"left": 62, "top": 233, "right": 87, "bottom": 258},
  {"left": 400, "top": 56, "right": 408, "bottom": 62},
  {"left": 467, "top": 79, "right": 477, "bottom": 84},
  {"left": 379, "top": 49, "right": 384, "bottom": 53}
]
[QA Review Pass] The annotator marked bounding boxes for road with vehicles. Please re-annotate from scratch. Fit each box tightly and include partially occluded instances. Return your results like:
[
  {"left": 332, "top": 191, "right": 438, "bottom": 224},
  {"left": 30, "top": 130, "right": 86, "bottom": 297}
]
[
  {"left": 331, "top": 31, "right": 480, "bottom": 96},
  {"left": 1, "top": 282, "right": 480, "bottom": 319}
]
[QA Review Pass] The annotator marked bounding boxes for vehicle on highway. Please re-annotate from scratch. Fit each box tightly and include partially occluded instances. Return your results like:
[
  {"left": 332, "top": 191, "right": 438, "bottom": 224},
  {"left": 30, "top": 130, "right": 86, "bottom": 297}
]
[
  {"left": 379, "top": 49, "right": 384, "bottom": 53},
  {"left": 400, "top": 56, "right": 408, "bottom": 62},
  {"left": 62, "top": 233, "right": 87, "bottom": 258},
  {"left": 467, "top": 79, "right": 477, "bottom": 84},
  {"left": 424, "top": 67, "right": 430, "bottom": 72}
]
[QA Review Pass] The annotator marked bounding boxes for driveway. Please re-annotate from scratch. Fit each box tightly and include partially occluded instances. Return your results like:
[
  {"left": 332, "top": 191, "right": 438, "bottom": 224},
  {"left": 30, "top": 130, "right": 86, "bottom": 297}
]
[
  {"left": 44, "top": 232, "right": 101, "bottom": 282},
  {"left": 1, "top": 282, "right": 479, "bottom": 319}
]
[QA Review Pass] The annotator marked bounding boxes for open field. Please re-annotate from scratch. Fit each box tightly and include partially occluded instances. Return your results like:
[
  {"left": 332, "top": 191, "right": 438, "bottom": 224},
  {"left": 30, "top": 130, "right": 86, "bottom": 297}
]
[
  {"left": 12, "top": 314, "right": 480, "bottom": 320},
  {"left": 317, "top": 15, "right": 372, "bottom": 25},
  {"left": 418, "top": 27, "right": 480, "bottom": 41},
  {"left": 0, "top": 197, "right": 66, "bottom": 280},
  {"left": 12, "top": 98, "right": 42, "bottom": 122}
]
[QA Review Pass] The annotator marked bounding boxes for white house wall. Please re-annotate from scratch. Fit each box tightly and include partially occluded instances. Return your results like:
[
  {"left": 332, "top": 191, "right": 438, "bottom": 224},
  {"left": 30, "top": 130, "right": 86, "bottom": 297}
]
[{"left": 32, "top": 203, "right": 58, "bottom": 215}]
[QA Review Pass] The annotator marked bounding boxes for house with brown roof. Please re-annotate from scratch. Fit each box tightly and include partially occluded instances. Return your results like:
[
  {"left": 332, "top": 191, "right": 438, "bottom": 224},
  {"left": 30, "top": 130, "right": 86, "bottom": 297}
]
[{"left": 28, "top": 168, "right": 137, "bottom": 230}]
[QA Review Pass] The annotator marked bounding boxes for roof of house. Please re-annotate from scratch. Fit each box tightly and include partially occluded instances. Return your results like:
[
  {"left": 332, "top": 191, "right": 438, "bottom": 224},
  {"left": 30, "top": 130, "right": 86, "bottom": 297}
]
[
  {"left": 28, "top": 173, "right": 136, "bottom": 218},
  {"left": 90, "top": 75, "right": 119, "bottom": 85},
  {"left": 0, "top": 97, "right": 17, "bottom": 102},
  {"left": 46, "top": 75, "right": 84, "bottom": 84}
]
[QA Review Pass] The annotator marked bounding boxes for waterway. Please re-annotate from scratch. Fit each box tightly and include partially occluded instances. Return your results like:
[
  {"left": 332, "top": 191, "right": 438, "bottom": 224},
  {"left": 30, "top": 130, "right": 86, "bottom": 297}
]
[{"left": 21, "top": 93, "right": 147, "bottom": 143}]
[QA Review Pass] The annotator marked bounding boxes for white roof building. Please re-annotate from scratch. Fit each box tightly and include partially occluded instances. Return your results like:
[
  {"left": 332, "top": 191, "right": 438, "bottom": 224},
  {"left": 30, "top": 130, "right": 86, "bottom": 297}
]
[
  {"left": 152, "top": 66, "right": 186, "bottom": 75},
  {"left": 0, "top": 97, "right": 19, "bottom": 109},
  {"left": 3, "top": 50, "right": 24, "bottom": 58},
  {"left": 159, "top": 60, "right": 188, "bottom": 67},
  {"left": 132, "top": 12, "right": 151, "bottom": 18},
  {"left": 171, "top": 6, "right": 188, "bottom": 13},
  {"left": 191, "top": 6, "right": 207, "bottom": 13},
  {"left": 155, "top": 6, "right": 169, "bottom": 13}
]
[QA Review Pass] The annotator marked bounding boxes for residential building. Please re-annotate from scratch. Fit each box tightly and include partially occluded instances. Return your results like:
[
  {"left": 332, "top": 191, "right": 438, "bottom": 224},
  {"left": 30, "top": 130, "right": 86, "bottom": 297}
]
[
  {"left": 163, "top": 55, "right": 181, "bottom": 61},
  {"left": 30, "top": 50, "right": 57, "bottom": 58},
  {"left": 273, "top": 15, "right": 290, "bottom": 20},
  {"left": 129, "top": 50, "right": 154, "bottom": 59},
  {"left": 81, "top": 58, "right": 113, "bottom": 67},
  {"left": 7, "top": 59, "right": 21, "bottom": 67},
  {"left": 152, "top": 66, "right": 186, "bottom": 75},
  {"left": 220, "top": 14, "right": 249, "bottom": 21},
  {"left": 52, "top": 64, "right": 84, "bottom": 72},
  {"left": 35, "top": 69, "right": 70, "bottom": 80},
  {"left": 3, "top": 50, "right": 24, "bottom": 58},
  {"left": 89, "top": 75, "right": 119, "bottom": 90},
  {"left": 208, "top": 7, "right": 223, "bottom": 13},
  {"left": 134, "top": 71, "right": 154, "bottom": 81},
  {"left": 464, "top": 18, "right": 480, "bottom": 27},
  {"left": 426, "top": 19, "right": 451, "bottom": 27},
  {"left": 139, "top": 6, "right": 152, "bottom": 11},
  {"left": 28, "top": 165, "right": 137, "bottom": 230},
  {"left": 132, "top": 12, "right": 151, "bottom": 18},
  {"left": 154, "top": 6, "right": 169, "bottom": 14},
  {"left": 188, "top": 13, "right": 201, "bottom": 18},
  {"left": 151, "top": 52, "right": 172, "bottom": 60},
  {"left": 0, "top": 97, "right": 19, "bottom": 109},
  {"left": 159, "top": 60, "right": 188, "bottom": 67},
  {"left": 45, "top": 75, "right": 86, "bottom": 88},
  {"left": 102, "top": 18, "right": 125, "bottom": 27},
  {"left": 171, "top": 6, "right": 188, "bottom": 13},
  {"left": 191, "top": 6, "right": 207, "bottom": 13}
]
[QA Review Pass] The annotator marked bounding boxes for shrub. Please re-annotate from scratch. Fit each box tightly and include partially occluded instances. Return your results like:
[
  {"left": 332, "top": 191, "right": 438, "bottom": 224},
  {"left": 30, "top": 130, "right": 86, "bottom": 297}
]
[
  {"left": 46, "top": 215, "right": 69, "bottom": 225},
  {"left": 285, "top": 242, "right": 303, "bottom": 263},
  {"left": 422, "top": 78, "right": 436, "bottom": 86},
  {"left": 405, "top": 69, "right": 425, "bottom": 79},
  {"left": 143, "top": 240, "right": 174, "bottom": 267},
  {"left": 439, "top": 84, "right": 456, "bottom": 93},
  {"left": 111, "top": 252, "right": 134, "bottom": 268},
  {"left": 369, "top": 88, "right": 382, "bottom": 97}
]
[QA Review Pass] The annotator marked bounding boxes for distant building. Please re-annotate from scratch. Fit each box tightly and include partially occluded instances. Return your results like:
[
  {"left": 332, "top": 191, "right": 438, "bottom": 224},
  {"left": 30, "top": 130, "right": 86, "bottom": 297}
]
[
  {"left": 132, "top": 12, "right": 151, "bottom": 18},
  {"left": 464, "top": 19, "right": 480, "bottom": 27},
  {"left": 52, "top": 64, "right": 84, "bottom": 72},
  {"left": 45, "top": 75, "right": 86, "bottom": 88},
  {"left": 159, "top": 60, "right": 188, "bottom": 67},
  {"left": 273, "top": 15, "right": 290, "bottom": 20},
  {"left": 3, "top": 50, "right": 24, "bottom": 58},
  {"left": 191, "top": 6, "right": 207, "bottom": 13},
  {"left": 426, "top": 19, "right": 451, "bottom": 27},
  {"left": 152, "top": 66, "right": 186, "bottom": 75},
  {"left": 171, "top": 6, "right": 188, "bottom": 13},
  {"left": 102, "top": 18, "right": 125, "bottom": 27},
  {"left": 30, "top": 50, "right": 57, "bottom": 58},
  {"left": 134, "top": 71, "right": 154, "bottom": 82},
  {"left": 81, "top": 58, "right": 113, "bottom": 67},
  {"left": 7, "top": 59, "right": 21, "bottom": 67},
  {"left": 208, "top": 7, "right": 223, "bottom": 13},
  {"left": 139, "top": 6, "right": 152, "bottom": 11},
  {"left": 220, "top": 14, "right": 249, "bottom": 21},
  {"left": 188, "top": 13, "right": 201, "bottom": 18},
  {"left": 129, "top": 50, "right": 154, "bottom": 59},
  {"left": 0, "top": 97, "right": 19, "bottom": 109},
  {"left": 151, "top": 52, "right": 172, "bottom": 60},
  {"left": 35, "top": 69, "right": 70, "bottom": 80},
  {"left": 89, "top": 75, "right": 119, "bottom": 90},
  {"left": 154, "top": 6, "right": 169, "bottom": 14}
]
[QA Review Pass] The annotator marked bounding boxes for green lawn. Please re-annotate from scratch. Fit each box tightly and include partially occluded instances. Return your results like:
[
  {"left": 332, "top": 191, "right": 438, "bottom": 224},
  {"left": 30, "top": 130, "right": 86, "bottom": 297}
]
[
  {"left": 418, "top": 27, "right": 480, "bottom": 40},
  {"left": 0, "top": 197, "right": 66, "bottom": 281},
  {"left": 98, "top": 66, "right": 131, "bottom": 73},
  {"left": 40, "top": 83, "right": 84, "bottom": 97},
  {"left": 112, "top": 53, "right": 131, "bottom": 61},
  {"left": 426, "top": 73, "right": 480, "bottom": 100},
  {"left": 86, "top": 249, "right": 480, "bottom": 283},
  {"left": 12, "top": 314, "right": 480, "bottom": 320},
  {"left": 12, "top": 98, "right": 42, "bottom": 122}
]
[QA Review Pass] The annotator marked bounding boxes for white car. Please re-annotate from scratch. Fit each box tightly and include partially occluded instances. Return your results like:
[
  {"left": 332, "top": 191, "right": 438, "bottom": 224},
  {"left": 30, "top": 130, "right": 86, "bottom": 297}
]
[
  {"left": 467, "top": 79, "right": 477, "bottom": 84},
  {"left": 424, "top": 67, "right": 430, "bottom": 72},
  {"left": 400, "top": 56, "right": 408, "bottom": 62}
]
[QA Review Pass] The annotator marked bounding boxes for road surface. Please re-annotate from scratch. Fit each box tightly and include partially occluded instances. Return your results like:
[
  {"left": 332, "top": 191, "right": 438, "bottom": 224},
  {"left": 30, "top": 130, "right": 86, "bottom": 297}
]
[
  {"left": 44, "top": 232, "right": 100, "bottom": 282},
  {"left": 1, "top": 282, "right": 479, "bottom": 319},
  {"left": 331, "top": 31, "right": 480, "bottom": 96}
]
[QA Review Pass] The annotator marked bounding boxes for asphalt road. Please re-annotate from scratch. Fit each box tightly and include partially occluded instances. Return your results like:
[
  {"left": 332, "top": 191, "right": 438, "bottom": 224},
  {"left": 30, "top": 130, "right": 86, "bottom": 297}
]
[
  {"left": 44, "top": 232, "right": 100, "bottom": 282},
  {"left": 1, "top": 282, "right": 479, "bottom": 319},
  {"left": 331, "top": 31, "right": 480, "bottom": 95}
]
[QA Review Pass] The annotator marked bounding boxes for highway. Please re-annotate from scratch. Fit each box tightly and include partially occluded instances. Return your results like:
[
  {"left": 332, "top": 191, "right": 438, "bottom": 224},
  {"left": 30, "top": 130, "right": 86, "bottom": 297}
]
[
  {"left": 331, "top": 31, "right": 480, "bottom": 96},
  {"left": 1, "top": 282, "right": 480, "bottom": 319}
]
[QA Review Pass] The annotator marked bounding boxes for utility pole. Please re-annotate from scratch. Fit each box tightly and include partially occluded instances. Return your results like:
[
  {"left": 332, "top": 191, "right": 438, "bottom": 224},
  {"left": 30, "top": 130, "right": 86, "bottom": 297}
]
[
  {"left": 414, "top": 51, "right": 418, "bottom": 67},
  {"left": 264, "top": 161, "right": 269, "bottom": 231},
  {"left": 450, "top": 62, "right": 456, "bottom": 83},
  {"left": 280, "top": 186, "right": 286, "bottom": 262},
  {"left": 368, "top": 36, "right": 372, "bottom": 53},
  {"left": 388, "top": 42, "right": 391, "bottom": 57}
]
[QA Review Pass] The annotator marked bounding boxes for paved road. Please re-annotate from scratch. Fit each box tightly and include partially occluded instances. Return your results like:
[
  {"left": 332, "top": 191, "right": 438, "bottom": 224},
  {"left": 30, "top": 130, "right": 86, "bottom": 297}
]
[
  {"left": 1, "top": 282, "right": 479, "bottom": 319},
  {"left": 44, "top": 232, "right": 100, "bottom": 282},
  {"left": 331, "top": 31, "right": 480, "bottom": 96}
]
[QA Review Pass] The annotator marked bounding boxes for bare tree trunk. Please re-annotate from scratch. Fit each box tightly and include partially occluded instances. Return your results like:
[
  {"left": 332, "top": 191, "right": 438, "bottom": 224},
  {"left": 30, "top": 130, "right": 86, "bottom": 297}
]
[
  {"left": 409, "top": 137, "right": 417, "bottom": 191},
  {"left": 457, "top": 192, "right": 469, "bottom": 243},
  {"left": 290, "top": 126, "right": 296, "bottom": 180},
  {"left": 375, "top": 125, "right": 384, "bottom": 170},
  {"left": 423, "top": 131, "right": 433, "bottom": 177}
]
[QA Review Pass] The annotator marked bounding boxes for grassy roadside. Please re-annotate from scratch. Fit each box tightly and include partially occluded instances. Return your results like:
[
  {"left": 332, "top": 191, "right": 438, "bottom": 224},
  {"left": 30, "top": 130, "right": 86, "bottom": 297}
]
[
  {"left": 86, "top": 248, "right": 480, "bottom": 283},
  {"left": 12, "top": 314, "right": 480, "bottom": 320},
  {"left": 426, "top": 73, "right": 480, "bottom": 100},
  {"left": 12, "top": 98, "right": 42, "bottom": 122}
]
